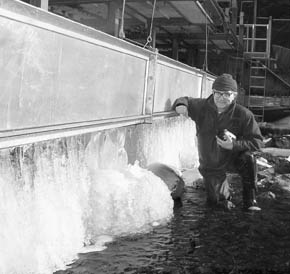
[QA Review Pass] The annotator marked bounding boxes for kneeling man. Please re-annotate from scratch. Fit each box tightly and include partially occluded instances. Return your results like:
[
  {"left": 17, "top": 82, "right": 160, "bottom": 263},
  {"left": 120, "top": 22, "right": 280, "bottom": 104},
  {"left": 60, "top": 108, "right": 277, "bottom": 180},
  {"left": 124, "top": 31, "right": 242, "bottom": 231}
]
[{"left": 173, "top": 74, "right": 263, "bottom": 211}]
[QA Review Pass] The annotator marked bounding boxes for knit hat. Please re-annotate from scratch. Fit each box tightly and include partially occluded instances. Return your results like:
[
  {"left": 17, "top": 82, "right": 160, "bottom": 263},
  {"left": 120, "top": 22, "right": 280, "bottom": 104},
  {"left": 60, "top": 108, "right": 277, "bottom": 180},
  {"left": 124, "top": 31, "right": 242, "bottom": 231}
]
[{"left": 212, "top": 73, "right": 238, "bottom": 92}]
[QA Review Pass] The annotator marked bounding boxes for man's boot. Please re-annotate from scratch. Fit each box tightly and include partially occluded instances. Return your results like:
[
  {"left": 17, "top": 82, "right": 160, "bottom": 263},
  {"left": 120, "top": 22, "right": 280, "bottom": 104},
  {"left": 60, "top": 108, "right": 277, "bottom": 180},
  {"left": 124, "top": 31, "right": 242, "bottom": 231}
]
[
  {"left": 243, "top": 182, "right": 261, "bottom": 211},
  {"left": 237, "top": 151, "right": 261, "bottom": 211},
  {"left": 204, "top": 175, "right": 235, "bottom": 210}
]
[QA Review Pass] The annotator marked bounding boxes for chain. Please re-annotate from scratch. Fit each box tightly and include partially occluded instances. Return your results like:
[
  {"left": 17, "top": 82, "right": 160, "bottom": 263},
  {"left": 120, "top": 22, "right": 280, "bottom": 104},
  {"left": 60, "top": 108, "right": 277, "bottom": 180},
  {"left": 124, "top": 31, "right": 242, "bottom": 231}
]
[
  {"left": 203, "top": 16, "right": 208, "bottom": 71},
  {"left": 143, "top": 0, "right": 157, "bottom": 49}
]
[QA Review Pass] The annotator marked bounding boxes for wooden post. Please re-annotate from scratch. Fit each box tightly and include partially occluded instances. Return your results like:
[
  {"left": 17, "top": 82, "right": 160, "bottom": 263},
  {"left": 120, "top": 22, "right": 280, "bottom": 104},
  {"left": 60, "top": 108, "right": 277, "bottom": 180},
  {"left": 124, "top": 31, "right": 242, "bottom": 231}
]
[
  {"left": 29, "top": 0, "right": 48, "bottom": 10},
  {"left": 253, "top": 0, "right": 257, "bottom": 25},
  {"left": 231, "top": 0, "right": 238, "bottom": 35},
  {"left": 187, "top": 47, "right": 195, "bottom": 67},
  {"left": 252, "top": 0, "right": 257, "bottom": 52},
  {"left": 172, "top": 37, "right": 179, "bottom": 61},
  {"left": 267, "top": 16, "right": 272, "bottom": 61},
  {"left": 239, "top": 11, "right": 244, "bottom": 52},
  {"left": 152, "top": 27, "right": 157, "bottom": 49},
  {"left": 107, "top": 1, "right": 121, "bottom": 36},
  {"left": 114, "top": 8, "right": 120, "bottom": 37},
  {"left": 40, "top": 0, "right": 48, "bottom": 10}
]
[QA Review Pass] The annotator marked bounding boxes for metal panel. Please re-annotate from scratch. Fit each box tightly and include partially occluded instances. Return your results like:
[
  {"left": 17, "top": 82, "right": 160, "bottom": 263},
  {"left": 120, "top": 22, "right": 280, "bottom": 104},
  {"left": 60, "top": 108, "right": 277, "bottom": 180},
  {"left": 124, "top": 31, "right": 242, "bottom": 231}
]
[
  {"left": 0, "top": 0, "right": 215, "bottom": 147},
  {"left": 153, "top": 57, "right": 203, "bottom": 112},
  {"left": 0, "top": 3, "right": 148, "bottom": 131}
]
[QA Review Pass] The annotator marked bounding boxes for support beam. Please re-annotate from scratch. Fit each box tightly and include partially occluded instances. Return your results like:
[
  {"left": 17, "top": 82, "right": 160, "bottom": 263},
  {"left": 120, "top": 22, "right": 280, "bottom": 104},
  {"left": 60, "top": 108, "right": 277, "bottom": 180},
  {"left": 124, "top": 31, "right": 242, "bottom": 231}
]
[
  {"left": 152, "top": 27, "right": 157, "bottom": 49},
  {"left": 153, "top": 17, "right": 191, "bottom": 27},
  {"left": 172, "top": 37, "right": 179, "bottom": 60},
  {"left": 167, "top": 1, "right": 192, "bottom": 25},
  {"left": 149, "top": 32, "right": 234, "bottom": 41},
  {"left": 49, "top": 0, "right": 195, "bottom": 5},
  {"left": 239, "top": 11, "right": 244, "bottom": 52},
  {"left": 186, "top": 47, "right": 195, "bottom": 67},
  {"left": 41, "top": 0, "right": 48, "bottom": 10},
  {"left": 110, "top": 16, "right": 193, "bottom": 28},
  {"left": 27, "top": 0, "right": 48, "bottom": 10},
  {"left": 106, "top": 1, "right": 121, "bottom": 36},
  {"left": 231, "top": 0, "right": 237, "bottom": 35}
]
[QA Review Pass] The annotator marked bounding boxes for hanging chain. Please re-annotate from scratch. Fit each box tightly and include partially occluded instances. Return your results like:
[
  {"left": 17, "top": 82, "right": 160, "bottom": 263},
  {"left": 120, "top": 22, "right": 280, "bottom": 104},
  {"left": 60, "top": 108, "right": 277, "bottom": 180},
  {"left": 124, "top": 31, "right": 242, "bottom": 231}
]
[
  {"left": 119, "top": 0, "right": 126, "bottom": 39},
  {"left": 144, "top": 0, "right": 157, "bottom": 49},
  {"left": 203, "top": 15, "right": 208, "bottom": 71}
]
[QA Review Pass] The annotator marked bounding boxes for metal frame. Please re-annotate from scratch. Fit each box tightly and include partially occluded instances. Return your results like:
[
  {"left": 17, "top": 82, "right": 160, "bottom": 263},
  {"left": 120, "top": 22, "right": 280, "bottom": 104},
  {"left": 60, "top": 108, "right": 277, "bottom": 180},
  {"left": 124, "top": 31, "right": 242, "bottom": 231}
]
[{"left": 0, "top": 0, "right": 215, "bottom": 148}]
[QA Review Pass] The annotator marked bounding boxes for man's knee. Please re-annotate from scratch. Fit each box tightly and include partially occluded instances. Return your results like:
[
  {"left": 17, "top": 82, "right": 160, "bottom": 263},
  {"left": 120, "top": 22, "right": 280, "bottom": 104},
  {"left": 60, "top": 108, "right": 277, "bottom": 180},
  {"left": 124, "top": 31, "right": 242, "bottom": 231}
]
[
  {"left": 240, "top": 151, "right": 256, "bottom": 165},
  {"left": 237, "top": 151, "right": 257, "bottom": 182}
]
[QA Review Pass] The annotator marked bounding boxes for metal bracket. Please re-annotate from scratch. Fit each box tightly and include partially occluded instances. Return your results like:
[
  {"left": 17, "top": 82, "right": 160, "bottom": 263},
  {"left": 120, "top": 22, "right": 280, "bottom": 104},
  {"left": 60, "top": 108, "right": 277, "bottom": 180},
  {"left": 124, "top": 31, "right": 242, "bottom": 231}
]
[{"left": 144, "top": 48, "right": 158, "bottom": 124}]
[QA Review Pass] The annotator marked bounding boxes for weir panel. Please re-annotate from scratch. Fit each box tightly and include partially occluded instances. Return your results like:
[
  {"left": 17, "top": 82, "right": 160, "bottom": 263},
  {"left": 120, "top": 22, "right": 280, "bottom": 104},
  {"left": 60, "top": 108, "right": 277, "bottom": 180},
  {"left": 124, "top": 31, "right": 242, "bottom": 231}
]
[
  {"left": 0, "top": 2, "right": 214, "bottom": 273},
  {"left": 0, "top": 0, "right": 214, "bottom": 147}
]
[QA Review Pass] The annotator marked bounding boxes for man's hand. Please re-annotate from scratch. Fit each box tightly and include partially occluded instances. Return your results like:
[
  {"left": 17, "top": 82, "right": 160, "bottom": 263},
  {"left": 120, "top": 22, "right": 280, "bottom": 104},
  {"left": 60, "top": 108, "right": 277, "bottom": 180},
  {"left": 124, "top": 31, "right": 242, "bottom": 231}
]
[
  {"left": 175, "top": 105, "right": 188, "bottom": 116},
  {"left": 216, "top": 131, "right": 236, "bottom": 150}
]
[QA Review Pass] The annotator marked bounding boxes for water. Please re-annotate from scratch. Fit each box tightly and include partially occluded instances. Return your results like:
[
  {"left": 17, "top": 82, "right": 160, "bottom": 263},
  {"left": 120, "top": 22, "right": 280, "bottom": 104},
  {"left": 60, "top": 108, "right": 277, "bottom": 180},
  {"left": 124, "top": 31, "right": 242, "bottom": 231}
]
[
  {"left": 0, "top": 116, "right": 198, "bottom": 274},
  {"left": 54, "top": 174, "right": 290, "bottom": 274},
  {"left": 54, "top": 184, "right": 206, "bottom": 274}
]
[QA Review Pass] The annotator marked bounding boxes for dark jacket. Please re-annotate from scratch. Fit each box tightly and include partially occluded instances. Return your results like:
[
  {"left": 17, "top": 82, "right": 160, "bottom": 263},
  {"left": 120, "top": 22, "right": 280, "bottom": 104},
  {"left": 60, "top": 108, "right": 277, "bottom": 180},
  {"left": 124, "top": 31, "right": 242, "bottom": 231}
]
[{"left": 174, "top": 95, "right": 263, "bottom": 176}]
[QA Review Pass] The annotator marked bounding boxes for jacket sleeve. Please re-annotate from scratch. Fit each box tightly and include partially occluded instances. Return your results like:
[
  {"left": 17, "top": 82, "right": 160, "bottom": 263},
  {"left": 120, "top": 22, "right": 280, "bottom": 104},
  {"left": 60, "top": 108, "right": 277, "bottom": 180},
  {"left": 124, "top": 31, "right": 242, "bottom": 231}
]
[
  {"left": 172, "top": 97, "right": 204, "bottom": 121},
  {"left": 232, "top": 111, "right": 264, "bottom": 152}
]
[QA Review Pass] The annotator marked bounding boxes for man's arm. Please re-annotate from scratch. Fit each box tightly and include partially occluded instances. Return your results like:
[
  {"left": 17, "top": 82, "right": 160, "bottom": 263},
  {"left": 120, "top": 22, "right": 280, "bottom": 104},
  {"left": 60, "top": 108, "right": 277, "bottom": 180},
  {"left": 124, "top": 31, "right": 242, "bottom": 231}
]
[{"left": 172, "top": 97, "right": 204, "bottom": 120}]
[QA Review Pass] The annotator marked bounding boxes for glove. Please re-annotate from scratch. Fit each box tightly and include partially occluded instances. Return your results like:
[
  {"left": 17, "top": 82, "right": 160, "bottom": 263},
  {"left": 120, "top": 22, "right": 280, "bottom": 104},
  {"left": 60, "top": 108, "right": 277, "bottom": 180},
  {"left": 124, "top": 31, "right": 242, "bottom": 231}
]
[{"left": 175, "top": 105, "right": 188, "bottom": 116}]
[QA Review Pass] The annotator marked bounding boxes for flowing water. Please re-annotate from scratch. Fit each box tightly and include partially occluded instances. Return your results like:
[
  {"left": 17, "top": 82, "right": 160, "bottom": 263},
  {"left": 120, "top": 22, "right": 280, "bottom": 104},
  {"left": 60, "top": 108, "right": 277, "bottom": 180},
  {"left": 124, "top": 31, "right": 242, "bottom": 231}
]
[
  {"left": 54, "top": 173, "right": 290, "bottom": 274},
  {"left": 54, "top": 183, "right": 206, "bottom": 274},
  {"left": 3, "top": 116, "right": 290, "bottom": 274},
  {"left": 0, "top": 117, "right": 199, "bottom": 274}
]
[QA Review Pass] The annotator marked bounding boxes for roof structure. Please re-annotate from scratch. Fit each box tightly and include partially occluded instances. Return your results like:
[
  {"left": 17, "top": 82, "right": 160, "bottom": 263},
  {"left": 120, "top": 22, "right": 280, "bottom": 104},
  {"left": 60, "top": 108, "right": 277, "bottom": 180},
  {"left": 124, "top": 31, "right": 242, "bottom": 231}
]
[{"left": 42, "top": 0, "right": 240, "bottom": 72}]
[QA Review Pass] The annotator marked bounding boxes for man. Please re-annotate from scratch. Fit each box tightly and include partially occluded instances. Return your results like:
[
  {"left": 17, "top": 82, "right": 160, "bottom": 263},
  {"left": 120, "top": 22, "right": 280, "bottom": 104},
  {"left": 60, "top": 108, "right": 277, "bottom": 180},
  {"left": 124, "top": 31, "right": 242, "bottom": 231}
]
[{"left": 173, "top": 73, "right": 263, "bottom": 211}]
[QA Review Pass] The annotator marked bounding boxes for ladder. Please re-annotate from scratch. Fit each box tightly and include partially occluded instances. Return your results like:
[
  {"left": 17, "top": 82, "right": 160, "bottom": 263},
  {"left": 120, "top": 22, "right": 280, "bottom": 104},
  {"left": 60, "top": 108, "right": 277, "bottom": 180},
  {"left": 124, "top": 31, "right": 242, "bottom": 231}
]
[
  {"left": 241, "top": 21, "right": 272, "bottom": 122},
  {"left": 248, "top": 59, "right": 267, "bottom": 122}
]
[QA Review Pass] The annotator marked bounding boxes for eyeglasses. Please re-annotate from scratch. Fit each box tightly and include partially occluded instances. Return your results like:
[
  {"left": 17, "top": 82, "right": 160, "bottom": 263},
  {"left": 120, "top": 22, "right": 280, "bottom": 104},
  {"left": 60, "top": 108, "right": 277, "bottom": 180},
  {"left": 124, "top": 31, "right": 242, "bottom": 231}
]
[{"left": 212, "top": 89, "right": 235, "bottom": 99}]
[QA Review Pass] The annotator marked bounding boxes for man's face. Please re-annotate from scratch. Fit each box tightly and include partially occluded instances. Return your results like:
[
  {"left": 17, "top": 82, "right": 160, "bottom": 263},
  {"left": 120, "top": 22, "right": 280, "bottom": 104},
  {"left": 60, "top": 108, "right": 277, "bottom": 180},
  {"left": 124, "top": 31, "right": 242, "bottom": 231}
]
[{"left": 212, "top": 89, "right": 236, "bottom": 110}]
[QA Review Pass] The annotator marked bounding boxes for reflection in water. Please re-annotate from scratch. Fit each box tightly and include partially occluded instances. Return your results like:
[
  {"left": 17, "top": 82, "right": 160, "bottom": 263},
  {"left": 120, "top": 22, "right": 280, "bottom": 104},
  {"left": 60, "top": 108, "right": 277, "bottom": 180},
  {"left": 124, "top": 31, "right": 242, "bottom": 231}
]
[{"left": 0, "top": 116, "right": 197, "bottom": 274}]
